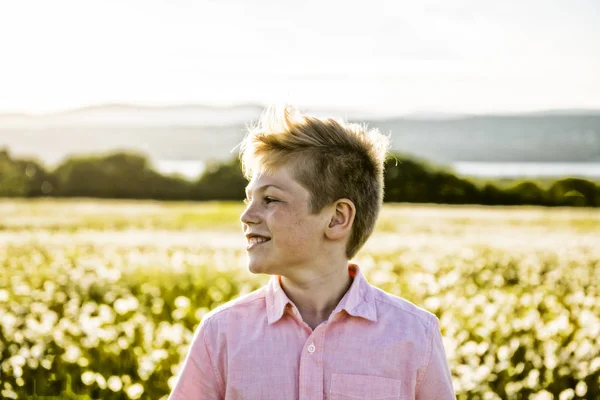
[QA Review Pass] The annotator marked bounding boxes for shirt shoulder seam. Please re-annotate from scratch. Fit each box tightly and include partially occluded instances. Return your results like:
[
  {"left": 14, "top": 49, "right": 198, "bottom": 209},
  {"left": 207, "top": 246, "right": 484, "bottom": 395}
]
[
  {"left": 200, "top": 292, "right": 267, "bottom": 396},
  {"left": 373, "top": 293, "right": 437, "bottom": 393},
  {"left": 201, "top": 317, "right": 226, "bottom": 397},
  {"left": 415, "top": 315, "right": 437, "bottom": 393},
  {"left": 205, "top": 292, "right": 267, "bottom": 321},
  {"left": 373, "top": 295, "right": 435, "bottom": 326}
]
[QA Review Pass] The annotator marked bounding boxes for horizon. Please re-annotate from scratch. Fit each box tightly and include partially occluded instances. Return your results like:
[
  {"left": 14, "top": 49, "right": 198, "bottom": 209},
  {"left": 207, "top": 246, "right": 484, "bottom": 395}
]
[
  {"left": 2, "top": 101, "right": 600, "bottom": 120},
  {"left": 1, "top": 0, "right": 599, "bottom": 115}
]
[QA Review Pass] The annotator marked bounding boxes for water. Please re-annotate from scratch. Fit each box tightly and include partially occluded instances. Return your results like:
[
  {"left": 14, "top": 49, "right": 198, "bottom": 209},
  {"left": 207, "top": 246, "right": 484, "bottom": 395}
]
[
  {"left": 154, "top": 160, "right": 205, "bottom": 179},
  {"left": 452, "top": 162, "right": 600, "bottom": 178},
  {"left": 153, "top": 159, "right": 600, "bottom": 180},
  {"left": 154, "top": 160, "right": 600, "bottom": 181}
]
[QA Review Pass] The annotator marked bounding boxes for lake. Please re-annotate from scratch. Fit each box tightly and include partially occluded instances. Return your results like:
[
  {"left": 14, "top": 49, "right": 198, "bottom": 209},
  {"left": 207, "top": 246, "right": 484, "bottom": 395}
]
[
  {"left": 452, "top": 162, "right": 600, "bottom": 178},
  {"left": 154, "top": 160, "right": 206, "bottom": 179},
  {"left": 155, "top": 160, "right": 600, "bottom": 180}
]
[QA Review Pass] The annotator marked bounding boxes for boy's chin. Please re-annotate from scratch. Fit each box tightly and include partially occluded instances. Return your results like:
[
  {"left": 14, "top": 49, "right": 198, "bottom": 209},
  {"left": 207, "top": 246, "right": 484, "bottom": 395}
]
[
  {"left": 247, "top": 259, "right": 270, "bottom": 275},
  {"left": 247, "top": 257, "right": 281, "bottom": 276}
]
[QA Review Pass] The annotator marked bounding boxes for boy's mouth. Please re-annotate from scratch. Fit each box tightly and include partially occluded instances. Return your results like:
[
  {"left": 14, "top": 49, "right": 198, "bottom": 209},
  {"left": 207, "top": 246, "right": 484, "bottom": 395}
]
[{"left": 246, "top": 235, "right": 271, "bottom": 250}]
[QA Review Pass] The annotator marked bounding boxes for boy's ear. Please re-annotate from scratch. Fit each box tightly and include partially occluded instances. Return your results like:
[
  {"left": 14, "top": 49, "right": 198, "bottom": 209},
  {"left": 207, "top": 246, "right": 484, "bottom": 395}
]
[{"left": 325, "top": 199, "right": 356, "bottom": 241}]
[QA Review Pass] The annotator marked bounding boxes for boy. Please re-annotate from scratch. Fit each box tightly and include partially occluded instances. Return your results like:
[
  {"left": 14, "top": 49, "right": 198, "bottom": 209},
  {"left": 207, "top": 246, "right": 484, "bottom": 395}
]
[{"left": 169, "top": 105, "right": 455, "bottom": 399}]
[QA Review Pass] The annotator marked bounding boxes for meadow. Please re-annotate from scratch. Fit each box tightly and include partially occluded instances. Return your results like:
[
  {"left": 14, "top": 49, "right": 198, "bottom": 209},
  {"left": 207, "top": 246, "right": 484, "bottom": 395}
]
[{"left": 1, "top": 199, "right": 599, "bottom": 399}]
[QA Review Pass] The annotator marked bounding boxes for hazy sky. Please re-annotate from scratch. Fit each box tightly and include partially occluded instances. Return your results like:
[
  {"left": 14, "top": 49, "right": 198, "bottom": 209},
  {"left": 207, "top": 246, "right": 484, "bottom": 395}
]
[{"left": 1, "top": 0, "right": 599, "bottom": 116}]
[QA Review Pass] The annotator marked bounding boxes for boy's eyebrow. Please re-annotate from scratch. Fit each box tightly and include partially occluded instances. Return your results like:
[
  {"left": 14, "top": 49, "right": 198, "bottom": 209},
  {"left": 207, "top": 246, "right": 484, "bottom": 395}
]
[{"left": 245, "top": 184, "right": 285, "bottom": 197}]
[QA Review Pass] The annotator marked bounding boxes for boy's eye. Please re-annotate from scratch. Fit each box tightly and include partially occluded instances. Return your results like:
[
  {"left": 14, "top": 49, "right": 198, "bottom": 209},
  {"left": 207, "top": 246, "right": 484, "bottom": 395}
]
[{"left": 243, "top": 197, "right": 277, "bottom": 205}]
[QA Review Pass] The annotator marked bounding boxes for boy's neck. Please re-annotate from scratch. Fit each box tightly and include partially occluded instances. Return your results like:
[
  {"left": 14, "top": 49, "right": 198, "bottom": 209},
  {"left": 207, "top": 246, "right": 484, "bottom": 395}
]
[{"left": 278, "top": 260, "right": 353, "bottom": 330}]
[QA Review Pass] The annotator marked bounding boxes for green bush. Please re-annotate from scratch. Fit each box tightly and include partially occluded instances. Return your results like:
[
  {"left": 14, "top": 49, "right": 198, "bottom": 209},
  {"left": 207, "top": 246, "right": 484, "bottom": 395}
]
[
  {"left": 52, "top": 152, "right": 192, "bottom": 200},
  {"left": 191, "top": 158, "right": 247, "bottom": 201},
  {"left": 0, "top": 148, "right": 55, "bottom": 197},
  {"left": 548, "top": 178, "right": 600, "bottom": 207},
  {"left": 1, "top": 147, "right": 599, "bottom": 207}
]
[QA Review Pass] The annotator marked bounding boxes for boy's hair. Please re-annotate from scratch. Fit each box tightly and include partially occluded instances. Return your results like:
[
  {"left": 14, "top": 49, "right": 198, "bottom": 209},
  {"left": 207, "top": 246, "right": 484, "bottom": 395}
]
[{"left": 239, "top": 105, "right": 390, "bottom": 259}]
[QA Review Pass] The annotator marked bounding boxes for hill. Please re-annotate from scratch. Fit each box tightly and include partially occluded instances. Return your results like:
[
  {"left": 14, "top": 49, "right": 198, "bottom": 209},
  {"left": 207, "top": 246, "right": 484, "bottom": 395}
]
[{"left": 1, "top": 104, "right": 599, "bottom": 167}]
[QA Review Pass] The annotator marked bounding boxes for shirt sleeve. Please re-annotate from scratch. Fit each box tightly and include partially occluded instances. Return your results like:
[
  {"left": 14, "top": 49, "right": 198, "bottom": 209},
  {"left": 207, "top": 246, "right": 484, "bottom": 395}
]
[
  {"left": 416, "top": 316, "right": 456, "bottom": 400},
  {"left": 168, "top": 317, "right": 224, "bottom": 400}
]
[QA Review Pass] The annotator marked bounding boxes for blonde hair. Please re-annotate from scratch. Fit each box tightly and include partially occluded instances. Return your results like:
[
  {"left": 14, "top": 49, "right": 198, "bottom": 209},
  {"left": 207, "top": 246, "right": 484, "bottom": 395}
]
[{"left": 239, "top": 105, "right": 390, "bottom": 259}]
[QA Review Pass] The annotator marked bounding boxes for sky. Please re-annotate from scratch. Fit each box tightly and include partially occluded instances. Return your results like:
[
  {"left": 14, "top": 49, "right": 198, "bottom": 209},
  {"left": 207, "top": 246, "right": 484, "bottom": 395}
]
[{"left": 0, "top": 0, "right": 599, "bottom": 116}]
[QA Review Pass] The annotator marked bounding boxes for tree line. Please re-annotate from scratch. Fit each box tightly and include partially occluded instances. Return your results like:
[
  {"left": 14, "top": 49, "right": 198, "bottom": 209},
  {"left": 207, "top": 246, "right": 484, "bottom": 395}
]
[{"left": 1, "top": 147, "right": 598, "bottom": 207}]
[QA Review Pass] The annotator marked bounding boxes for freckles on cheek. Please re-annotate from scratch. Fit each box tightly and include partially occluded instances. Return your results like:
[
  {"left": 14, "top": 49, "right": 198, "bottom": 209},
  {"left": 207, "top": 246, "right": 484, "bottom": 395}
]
[
  {"left": 289, "top": 227, "right": 314, "bottom": 257},
  {"left": 279, "top": 217, "right": 309, "bottom": 254}
]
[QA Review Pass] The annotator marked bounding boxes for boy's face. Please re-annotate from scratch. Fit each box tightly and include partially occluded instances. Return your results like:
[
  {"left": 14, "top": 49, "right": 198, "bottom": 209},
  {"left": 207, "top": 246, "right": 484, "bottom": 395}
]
[{"left": 241, "top": 163, "right": 330, "bottom": 276}]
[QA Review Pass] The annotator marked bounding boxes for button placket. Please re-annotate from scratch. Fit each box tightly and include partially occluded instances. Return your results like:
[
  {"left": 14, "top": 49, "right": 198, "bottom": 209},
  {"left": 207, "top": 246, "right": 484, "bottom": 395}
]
[{"left": 299, "top": 328, "right": 325, "bottom": 400}]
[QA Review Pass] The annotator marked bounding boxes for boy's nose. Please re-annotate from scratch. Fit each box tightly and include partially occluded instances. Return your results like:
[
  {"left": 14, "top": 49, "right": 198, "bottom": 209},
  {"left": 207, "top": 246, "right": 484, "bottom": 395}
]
[{"left": 240, "top": 205, "right": 260, "bottom": 225}]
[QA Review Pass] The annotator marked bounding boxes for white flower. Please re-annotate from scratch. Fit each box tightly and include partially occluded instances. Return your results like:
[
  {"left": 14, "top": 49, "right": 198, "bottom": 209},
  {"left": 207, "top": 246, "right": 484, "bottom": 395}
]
[
  {"left": 108, "top": 375, "right": 123, "bottom": 392},
  {"left": 175, "top": 296, "right": 190, "bottom": 309},
  {"left": 114, "top": 297, "right": 139, "bottom": 315},
  {"left": 81, "top": 371, "right": 96, "bottom": 386},
  {"left": 126, "top": 383, "right": 144, "bottom": 399}
]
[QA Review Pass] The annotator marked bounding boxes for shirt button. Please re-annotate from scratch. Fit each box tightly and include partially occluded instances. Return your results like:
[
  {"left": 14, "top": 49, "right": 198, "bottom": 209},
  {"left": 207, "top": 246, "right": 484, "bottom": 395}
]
[{"left": 307, "top": 343, "right": 315, "bottom": 353}]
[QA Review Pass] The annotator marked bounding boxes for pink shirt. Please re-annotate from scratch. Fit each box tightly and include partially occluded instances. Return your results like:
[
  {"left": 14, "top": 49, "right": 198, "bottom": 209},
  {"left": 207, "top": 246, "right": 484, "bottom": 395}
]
[{"left": 169, "top": 263, "right": 455, "bottom": 400}]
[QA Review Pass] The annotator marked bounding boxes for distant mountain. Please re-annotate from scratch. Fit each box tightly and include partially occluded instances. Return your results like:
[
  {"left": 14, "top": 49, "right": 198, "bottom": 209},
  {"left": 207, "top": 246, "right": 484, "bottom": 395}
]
[
  {"left": 500, "top": 109, "right": 600, "bottom": 117},
  {"left": 0, "top": 103, "right": 379, "bottom": 128},
  {"left": 0, "top": 103, "right": 266, "bottom": 127},
  {"left": 395, "top": 111, "right": 468, "bottom": 120},
  {"left": 2, "top": 103, "right": 600, "bottom": 125},
  {"left": 1, "top": 104, "right": 599, "bottom": 167},
  {"left": 372, "top": 109, "right": 600, "bottom": 121}
]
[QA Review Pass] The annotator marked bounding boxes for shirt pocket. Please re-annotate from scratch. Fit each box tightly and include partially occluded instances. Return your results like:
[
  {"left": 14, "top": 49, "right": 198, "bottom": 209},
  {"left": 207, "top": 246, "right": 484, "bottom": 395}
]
[{"left": 329, "top": 373, "right": 404, "bottom": 400}]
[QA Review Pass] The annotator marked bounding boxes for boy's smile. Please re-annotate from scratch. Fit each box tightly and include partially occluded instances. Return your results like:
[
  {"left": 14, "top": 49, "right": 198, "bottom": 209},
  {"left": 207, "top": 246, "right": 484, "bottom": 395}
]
[{"left": 246, "top": 235, "right": 271, "bottom": 250}]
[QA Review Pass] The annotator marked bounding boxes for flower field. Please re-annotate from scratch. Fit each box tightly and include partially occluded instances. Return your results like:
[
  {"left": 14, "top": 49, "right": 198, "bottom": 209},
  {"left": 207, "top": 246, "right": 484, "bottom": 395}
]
[{"left": 1, "top": 199, "right": 599, "bottom": 399}]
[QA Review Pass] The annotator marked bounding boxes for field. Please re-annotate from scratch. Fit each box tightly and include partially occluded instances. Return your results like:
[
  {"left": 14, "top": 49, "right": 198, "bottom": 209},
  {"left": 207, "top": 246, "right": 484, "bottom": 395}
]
[{"left": 1, "top": 199, "right": 599, "bottom": 399}]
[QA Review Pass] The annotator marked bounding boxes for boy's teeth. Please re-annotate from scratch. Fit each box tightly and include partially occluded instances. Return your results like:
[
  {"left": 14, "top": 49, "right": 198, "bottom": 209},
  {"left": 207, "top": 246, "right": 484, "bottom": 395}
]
[{"left": 250, "top": 237, "right": 269, "bottom": 245}]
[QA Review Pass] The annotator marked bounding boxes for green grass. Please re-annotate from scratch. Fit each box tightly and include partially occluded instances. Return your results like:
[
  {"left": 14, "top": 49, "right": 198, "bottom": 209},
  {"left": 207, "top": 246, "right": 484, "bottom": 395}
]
[
  {"left": 0, "top": 199, "right": 243, "bottom": 232},
  {"left": 0, "top": 199, "right": 599, "bottom": 399}
]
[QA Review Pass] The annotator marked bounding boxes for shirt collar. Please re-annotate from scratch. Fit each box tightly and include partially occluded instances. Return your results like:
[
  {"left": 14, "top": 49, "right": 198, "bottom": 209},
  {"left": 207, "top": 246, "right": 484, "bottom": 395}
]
[{"left": 266, "top": 263, "right": 377, "bottom": 325}]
